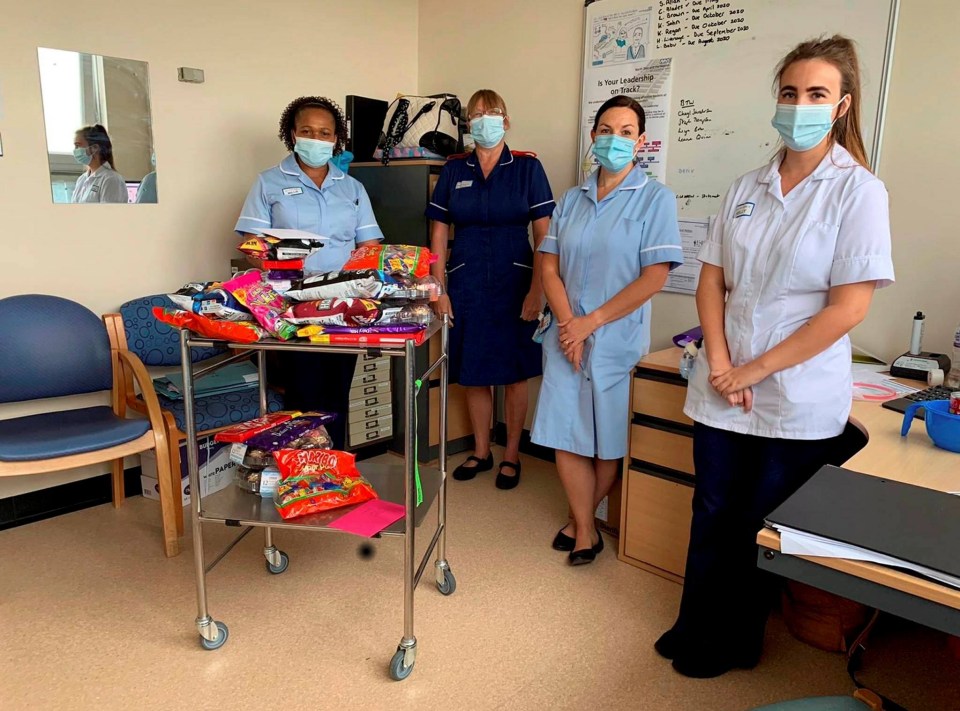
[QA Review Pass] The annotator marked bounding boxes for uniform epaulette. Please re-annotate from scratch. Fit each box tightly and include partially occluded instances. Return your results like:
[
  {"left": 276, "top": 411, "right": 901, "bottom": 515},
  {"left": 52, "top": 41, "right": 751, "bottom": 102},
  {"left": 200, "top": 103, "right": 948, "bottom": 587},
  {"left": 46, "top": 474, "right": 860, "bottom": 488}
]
[
  {"left": 510, "top": 150, "right": 538, "bottom": 158},
  {"left": 446, "top": 152, "right": 472, "bottom": 161}
]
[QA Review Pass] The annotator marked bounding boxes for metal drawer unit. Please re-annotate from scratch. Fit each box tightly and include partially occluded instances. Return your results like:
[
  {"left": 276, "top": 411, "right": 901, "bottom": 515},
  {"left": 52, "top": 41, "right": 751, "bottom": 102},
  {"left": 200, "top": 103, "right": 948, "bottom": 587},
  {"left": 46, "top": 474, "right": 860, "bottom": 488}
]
[{"left": 349, "top": 355, "right": 393, "bottom": 447}]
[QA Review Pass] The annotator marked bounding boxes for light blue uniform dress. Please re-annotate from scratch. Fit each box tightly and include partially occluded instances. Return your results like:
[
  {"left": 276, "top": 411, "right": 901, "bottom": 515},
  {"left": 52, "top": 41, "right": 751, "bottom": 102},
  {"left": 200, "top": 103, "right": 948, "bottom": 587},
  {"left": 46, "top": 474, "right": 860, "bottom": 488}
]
[
  {"left": 235, "top": 154, "right": 383, "bottom": 273},
  {"left": 530, "top": 166, "right": 683, "bottom": 460}
]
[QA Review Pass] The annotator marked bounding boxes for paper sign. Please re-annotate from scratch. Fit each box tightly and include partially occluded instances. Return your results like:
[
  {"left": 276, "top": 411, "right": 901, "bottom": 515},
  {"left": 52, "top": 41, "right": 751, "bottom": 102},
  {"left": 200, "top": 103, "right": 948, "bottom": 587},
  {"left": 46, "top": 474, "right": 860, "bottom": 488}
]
[{"left": 329, "top": 500, "right": 405, "bottom": 537}]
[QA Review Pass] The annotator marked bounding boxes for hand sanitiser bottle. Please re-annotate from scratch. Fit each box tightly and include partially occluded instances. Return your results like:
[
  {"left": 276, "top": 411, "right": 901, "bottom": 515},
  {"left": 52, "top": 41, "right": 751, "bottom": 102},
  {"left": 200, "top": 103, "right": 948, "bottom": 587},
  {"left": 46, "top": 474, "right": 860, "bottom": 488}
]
[{"left": 947, "top": 321, "right": 960, "bottom": 388}]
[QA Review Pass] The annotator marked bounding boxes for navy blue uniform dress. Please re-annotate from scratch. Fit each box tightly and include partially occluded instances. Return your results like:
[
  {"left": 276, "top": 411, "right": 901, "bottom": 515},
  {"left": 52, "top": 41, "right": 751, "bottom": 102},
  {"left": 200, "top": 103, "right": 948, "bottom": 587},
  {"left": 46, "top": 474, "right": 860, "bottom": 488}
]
[{"left": 425, "top": 145, "right": 555, "bottom": 386}]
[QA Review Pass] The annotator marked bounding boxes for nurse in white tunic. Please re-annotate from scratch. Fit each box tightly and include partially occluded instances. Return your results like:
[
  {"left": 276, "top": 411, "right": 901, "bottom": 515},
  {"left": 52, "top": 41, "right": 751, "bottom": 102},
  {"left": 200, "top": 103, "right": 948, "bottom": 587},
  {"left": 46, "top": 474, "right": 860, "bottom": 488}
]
[
  {"left": 71, "top": 125, "right": 127, "bottom": 203},
  {"left": 531, "top": 95, "right": 683, "bottom": 566},
  {"left": 658, "top": 36, "right": 895, "bottom": 679}
]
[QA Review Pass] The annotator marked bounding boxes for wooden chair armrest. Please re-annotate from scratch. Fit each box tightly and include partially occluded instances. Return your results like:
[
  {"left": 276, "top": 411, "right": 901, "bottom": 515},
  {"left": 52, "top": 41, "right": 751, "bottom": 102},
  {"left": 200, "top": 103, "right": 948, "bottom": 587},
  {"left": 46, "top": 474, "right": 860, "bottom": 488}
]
[{"left": 116, "top": 350, "right": 170, "bottom": 450}]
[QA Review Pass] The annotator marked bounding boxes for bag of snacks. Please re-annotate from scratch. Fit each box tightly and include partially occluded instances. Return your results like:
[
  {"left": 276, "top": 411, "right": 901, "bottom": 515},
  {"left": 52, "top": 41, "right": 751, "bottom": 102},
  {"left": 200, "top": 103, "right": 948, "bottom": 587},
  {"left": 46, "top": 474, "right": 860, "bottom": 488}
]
[
  {"left": 285, "top": 298, "right": 385, "bottom": 327},
  {"left": 237, "top": 234, "right": 323, "bottom": 261},
  {"left": 342, "top": 244, "right": 434, "bottom": 279},
  {"left": 222, "top": 270, "right": 298, "bottom": 340},
  {"left": 244, "top": 413, "right": 337, "bottom": 452},
  {"left": 273, "top": 450, "right": 377, "bottom": 520},
  {"left": 214, "top": 412, "right": 301, "bottom": 443},
  {"left": 168, "top": 283, "right": 253, "bottom": 322},
  {"left": 152, "top": 307, "right": 268, "bottom": 343}
]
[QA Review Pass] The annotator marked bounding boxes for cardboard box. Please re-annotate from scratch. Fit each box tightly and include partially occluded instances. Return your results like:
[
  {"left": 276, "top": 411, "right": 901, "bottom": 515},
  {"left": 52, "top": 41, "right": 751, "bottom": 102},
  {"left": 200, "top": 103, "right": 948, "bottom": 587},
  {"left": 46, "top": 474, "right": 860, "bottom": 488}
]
[{"left": 140, "top": 436, "right": 235, "bottom": 505}]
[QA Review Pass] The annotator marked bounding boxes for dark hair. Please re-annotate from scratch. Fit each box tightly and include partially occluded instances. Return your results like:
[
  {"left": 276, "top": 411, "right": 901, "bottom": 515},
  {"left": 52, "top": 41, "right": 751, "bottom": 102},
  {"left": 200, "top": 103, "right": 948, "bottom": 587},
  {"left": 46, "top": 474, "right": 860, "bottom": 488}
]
[
  {"left": 76, "top": 124, "right": 115, "bottom": 169},
  {"left": 773, "top": 35, "right": 869, "bottom": 170},
  {"left": 277, "top": 96, "right": 346, "bottom": 154},
  {"left": 592, "top": 95, "right": 646, "bottom": 134}
]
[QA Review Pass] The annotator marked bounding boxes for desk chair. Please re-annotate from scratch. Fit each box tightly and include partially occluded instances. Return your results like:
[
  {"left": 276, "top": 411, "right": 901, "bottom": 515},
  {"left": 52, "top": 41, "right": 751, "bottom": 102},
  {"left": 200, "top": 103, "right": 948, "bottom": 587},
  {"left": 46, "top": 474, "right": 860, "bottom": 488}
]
[
  {"left": 0, "top": 294, "right": 175, "bottom": 553},
  {"left": 103, "top": 296, "right": 282, "bottom": 555},
  {"left": 752, "top": 689, "right": 883, "bottom": 710}
]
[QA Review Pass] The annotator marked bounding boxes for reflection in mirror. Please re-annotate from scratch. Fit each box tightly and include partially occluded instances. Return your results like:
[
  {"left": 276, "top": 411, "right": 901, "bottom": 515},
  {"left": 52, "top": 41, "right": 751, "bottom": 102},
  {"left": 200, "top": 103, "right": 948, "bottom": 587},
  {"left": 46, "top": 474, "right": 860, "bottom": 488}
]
[{"left": 37, "top": 48, "right": 157, "bottom": 204}]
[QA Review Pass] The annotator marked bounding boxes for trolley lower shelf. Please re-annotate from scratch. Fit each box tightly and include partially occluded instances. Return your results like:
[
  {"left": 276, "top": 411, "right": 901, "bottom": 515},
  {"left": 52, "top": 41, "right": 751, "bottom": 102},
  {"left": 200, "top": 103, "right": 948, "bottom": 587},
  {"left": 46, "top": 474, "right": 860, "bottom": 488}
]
[{"left": 199, "top": 462, "right": 443, "bottom": 535}]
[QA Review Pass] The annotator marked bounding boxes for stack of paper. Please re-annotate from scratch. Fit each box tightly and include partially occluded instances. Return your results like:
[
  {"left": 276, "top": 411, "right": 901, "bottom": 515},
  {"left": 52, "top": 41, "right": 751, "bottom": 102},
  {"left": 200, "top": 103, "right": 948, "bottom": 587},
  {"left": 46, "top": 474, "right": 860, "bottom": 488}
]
[
  {"left": 154, "top": 361, "right": 259, "bottom": 400},
  {"left": 775, "top": 524, "right": 960, "bottom": 590}
]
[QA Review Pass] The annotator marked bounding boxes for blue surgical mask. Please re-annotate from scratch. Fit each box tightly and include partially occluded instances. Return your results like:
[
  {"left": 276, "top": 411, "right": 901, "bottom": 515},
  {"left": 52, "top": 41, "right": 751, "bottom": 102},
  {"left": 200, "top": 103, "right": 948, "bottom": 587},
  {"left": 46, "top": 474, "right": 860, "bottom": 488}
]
[
  {"left": 470, "top": 115, "right": 506, "bottom": 149},
  {"left": 294, "top": 137, "right": 334, "bottom": 168},
  {"left": 73, "top": 147, "right": 92, "bottom": 166},
  {"left": 592, "top": 134, "right": 637, "bottom": 172},
  {"left": 771, "top": 96, "right": 848, "bottom": 152}
]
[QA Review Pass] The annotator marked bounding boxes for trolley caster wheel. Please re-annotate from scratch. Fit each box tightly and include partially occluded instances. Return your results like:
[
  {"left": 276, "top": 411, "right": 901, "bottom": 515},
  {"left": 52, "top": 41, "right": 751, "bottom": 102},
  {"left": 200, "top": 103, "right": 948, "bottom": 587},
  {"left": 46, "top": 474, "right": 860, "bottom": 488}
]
[
  {"left": 389, "top": 648, "right": 415, "bottom": 681},
  {"left": 199, "top": 621, "right": 229, "bottom": 651},
  {"left": 437, "top": 569, "right": 457, "bottom": 596},
  {"left": 266, "top": 551, "right": 289, "bottom": 575}
]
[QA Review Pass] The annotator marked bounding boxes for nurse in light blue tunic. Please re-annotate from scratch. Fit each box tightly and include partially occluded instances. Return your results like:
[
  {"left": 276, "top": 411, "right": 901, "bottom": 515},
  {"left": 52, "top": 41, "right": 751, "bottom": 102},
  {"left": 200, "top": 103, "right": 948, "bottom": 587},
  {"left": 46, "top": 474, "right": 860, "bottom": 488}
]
[{"left": 531, "top": 95, "right": 683, "bottom": 565}]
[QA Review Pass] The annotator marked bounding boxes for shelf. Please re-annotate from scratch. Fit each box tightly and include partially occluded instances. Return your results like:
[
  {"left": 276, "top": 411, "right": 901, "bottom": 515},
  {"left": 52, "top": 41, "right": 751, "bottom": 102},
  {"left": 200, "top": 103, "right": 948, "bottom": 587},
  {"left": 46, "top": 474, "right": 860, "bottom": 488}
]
[
  {"left": 198, "top": 462, "right": 443, "bottom": 535},
  {"left": 186, "top": 320, "right": 442, "bottom": 356}
]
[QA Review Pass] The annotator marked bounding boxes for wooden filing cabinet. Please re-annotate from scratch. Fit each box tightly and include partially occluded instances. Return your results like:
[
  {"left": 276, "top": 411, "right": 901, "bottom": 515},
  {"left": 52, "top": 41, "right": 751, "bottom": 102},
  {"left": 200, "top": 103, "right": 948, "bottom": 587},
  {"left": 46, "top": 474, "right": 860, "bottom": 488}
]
[{"left": 618, "top": 349, "right": 694, "bottom": 583}]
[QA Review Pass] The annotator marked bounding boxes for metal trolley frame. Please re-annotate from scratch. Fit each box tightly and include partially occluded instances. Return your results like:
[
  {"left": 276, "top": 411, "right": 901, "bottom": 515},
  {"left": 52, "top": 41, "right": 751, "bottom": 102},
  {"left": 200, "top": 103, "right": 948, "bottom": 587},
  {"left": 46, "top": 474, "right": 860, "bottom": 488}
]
[{"left": 177, "top": 319, "right": 452, "bottom": 681}]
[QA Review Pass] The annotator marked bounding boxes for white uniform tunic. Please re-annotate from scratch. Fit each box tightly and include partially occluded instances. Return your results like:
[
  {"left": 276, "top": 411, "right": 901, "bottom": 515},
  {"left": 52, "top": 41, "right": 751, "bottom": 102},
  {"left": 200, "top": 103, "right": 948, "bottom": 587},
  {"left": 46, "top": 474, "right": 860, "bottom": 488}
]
[
  {"left": 684, "top": 144, "right": 895, "bottom": 440},
  {"left": 72, "top": 162, "right": 127, "bottom": 203}
]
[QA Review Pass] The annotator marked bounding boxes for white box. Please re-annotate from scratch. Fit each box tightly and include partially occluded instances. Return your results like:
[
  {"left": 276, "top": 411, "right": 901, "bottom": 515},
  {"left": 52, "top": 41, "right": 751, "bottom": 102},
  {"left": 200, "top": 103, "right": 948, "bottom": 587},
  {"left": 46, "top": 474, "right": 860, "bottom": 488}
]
[{"left": 140, "top": 436, "right": 235, "bottom": 505}]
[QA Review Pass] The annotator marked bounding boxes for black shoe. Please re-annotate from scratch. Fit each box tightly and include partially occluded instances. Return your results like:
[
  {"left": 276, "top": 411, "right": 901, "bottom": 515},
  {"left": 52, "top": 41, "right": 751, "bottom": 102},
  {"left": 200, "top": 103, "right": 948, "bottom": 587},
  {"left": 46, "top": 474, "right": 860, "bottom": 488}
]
[
  {"left": 495, "top": 461, "right": 521, "bottom": 489},
  {"left": 654, "top": 628, "right": 681, "bottom": 660},
  {"left": 671, "top": 648, "right": 761, "bottom": 679},
  {"left": 552, "top": 526, "right": 575, "bottom": 552},
  {"left": 568, "top": 529, "right": 603, "bottom": 566},
  {"left": 452, "top": 454, "right": 493, "bottom": 481}
]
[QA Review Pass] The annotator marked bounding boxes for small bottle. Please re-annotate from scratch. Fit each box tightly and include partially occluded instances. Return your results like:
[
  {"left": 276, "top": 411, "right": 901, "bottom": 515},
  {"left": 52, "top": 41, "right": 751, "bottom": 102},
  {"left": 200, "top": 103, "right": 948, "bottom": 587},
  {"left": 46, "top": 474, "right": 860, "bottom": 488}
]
[
  {"left": 679, "top": 341, "right": 698, "bottom": 380},
  {"left": 946, "top": 321, "right": 960, "bottom": 388}
]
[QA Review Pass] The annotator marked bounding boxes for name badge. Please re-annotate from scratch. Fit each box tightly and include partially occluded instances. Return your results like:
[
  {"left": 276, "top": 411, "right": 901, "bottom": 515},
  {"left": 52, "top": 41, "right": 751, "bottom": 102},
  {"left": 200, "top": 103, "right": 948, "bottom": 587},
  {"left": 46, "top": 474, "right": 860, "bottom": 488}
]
[
  {"left": 282, "top": 187, "right": 303, "bottom": 196},
  {"left": 734, "top": 201, "right": 754, "bottom": 218},
  {"left": 455, "top": 180, "right": 473, "bottom": 189}
]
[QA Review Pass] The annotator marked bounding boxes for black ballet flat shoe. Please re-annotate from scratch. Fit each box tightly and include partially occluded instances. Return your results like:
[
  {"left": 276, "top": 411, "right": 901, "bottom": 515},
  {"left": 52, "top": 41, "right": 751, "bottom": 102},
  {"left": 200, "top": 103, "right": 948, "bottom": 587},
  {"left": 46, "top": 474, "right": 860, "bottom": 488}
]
[
  {"left": 671, "top": 648, "right": 761, "bottom": 679},
  {"left": 552, "top": 527, "right": 575, "bottom": 552},
  {"left": 495, "top": 461, "right": 521, "bottom": 490},
  {"left": 452, "top": 454, "right": 493, "bottom": 481},
  {"left": 654, "top": 628, "right": 681, "bottom": 660},
  {"left": 568, "top": 529, "right": 603, "bottom": 566}
]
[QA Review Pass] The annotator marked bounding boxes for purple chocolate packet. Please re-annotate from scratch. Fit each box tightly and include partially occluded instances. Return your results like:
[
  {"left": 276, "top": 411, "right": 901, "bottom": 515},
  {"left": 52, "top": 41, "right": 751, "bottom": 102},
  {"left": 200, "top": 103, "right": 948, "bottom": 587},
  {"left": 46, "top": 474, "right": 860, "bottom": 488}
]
[
  {"left": 321, "top": 324, "right": 425, "bottom": 334},
  {"left": 672, "top": 326, "right": 703, "bottom": 348},
  {"left": 245, "top": 412, "right": 337, "bottom": 451}
]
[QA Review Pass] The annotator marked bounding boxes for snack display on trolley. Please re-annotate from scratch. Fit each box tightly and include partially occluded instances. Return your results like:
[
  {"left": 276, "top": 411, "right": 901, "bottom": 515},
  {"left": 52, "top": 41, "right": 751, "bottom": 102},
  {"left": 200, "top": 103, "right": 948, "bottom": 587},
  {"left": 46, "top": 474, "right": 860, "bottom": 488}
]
[{"left": 154, "top": 241, "right": 441, "bottom": 347}]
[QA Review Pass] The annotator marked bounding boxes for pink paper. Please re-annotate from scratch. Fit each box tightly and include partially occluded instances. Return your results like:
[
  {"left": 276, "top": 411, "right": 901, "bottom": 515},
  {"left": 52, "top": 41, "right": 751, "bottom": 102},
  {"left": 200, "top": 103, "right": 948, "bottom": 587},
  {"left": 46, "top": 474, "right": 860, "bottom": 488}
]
[{"left": 329, "top": 500, "right": 406, "bottom": 537}]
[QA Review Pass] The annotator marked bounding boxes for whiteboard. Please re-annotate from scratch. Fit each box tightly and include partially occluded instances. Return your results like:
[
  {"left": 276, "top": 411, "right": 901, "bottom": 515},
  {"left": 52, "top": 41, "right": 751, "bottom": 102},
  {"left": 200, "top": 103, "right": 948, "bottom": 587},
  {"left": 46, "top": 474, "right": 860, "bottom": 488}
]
[{"left": 578, "top": 0, "right": 899, "bottom": 221}]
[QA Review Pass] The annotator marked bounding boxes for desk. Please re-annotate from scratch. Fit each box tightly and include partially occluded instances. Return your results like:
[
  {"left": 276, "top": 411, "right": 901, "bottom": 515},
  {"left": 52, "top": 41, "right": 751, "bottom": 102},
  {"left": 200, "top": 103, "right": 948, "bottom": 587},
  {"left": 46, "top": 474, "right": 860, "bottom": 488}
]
[
  {"left": 620, "top": 348, "right": 960, "bottom": 637},
  {"left": 757, "top": 395, "right": 960, "bottom": 636}
]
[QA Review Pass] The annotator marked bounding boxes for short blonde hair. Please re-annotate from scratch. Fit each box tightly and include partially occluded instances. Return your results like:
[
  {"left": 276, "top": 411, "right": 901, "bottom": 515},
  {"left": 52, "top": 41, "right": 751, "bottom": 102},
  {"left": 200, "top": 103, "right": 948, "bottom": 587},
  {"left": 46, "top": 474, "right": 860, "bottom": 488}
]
[{"left": 467, "top": 89, "right": 508, "bottom": 117}]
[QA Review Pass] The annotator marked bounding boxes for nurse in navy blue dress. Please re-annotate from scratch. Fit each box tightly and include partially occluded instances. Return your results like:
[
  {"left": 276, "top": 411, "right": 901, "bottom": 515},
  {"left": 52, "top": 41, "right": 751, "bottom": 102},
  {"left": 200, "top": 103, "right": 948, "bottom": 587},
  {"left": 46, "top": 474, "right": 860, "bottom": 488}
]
[{"left": 426, "top": 89, "right": 555, "bottom": 490}]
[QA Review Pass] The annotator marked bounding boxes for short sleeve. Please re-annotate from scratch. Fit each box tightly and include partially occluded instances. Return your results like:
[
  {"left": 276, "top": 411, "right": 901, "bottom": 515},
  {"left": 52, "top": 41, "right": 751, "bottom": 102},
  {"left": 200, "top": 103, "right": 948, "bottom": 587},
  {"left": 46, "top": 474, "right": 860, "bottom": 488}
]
[
  {"left": 354, "top": 184, "right": 384, "bottom": 243},
  {"left": 103, "top": 171, "right": 128, "bottom": 203},
  {"left": 831, "top": 179, "right": 895, "bottom": 289},
  {"left": 639, "top": 188, "right": 684, "bottom": 270},
  {"left": 538, "top": 192, "right": 566, "bottom": 256},
  {"left": 235, "top": 177, "right": 272, "bottom": 236},
  {"left": 425, "top": 163, "right": 454, "bottom": 224},
  {"left": 698, "top": 186, "right": 737, "bottom": 267},
  {"left": 527, "top": 159, "right": 556, "bottom": 221}
]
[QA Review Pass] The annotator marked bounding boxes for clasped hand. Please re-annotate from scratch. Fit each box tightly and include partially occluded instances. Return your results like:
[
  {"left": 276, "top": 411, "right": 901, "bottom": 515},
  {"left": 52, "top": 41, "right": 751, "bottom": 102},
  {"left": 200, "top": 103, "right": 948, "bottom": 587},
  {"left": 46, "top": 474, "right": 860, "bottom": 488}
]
[
  {"left": 558, "top": 314, "right": 599, "bottom": 371},
  {"left": 708, "top": 361, "right": 766, "bottom": 413}
]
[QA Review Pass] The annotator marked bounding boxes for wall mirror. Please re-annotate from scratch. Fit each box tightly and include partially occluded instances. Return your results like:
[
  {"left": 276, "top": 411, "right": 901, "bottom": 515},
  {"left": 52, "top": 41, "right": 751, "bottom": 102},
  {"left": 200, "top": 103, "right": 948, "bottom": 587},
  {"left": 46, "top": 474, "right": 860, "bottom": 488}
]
[{"left": 37, "top": 48, "right": 157, "bottom": 204}]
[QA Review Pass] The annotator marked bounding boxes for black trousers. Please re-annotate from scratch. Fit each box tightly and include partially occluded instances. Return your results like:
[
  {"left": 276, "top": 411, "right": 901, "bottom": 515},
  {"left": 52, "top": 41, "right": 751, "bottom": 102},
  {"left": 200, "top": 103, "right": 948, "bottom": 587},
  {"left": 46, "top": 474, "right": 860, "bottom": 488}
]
[
  {"left": 669, "top": 422, "right": 846, "bottom": 660},
  {"left": 274, "top": 351, "right": 357, "bottom": 450}
]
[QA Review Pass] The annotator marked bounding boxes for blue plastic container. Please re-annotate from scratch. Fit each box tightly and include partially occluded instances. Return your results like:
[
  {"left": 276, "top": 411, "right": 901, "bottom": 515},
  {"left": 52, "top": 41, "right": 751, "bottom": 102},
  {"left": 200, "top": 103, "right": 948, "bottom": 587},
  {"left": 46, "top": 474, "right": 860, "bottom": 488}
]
[{"left": 901, "top": 400, "right": 960, "bottom": 454}]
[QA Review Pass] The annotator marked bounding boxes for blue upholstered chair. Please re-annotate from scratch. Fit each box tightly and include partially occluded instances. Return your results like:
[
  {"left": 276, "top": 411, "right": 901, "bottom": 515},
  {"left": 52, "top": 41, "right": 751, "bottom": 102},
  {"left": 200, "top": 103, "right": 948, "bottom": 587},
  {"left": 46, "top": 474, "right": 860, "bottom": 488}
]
[
  {"left": 103, "top": 296, "right": 282, "bottom": 542},
  {"left": 751, "top": 689, "right": 882, "bottom": 710},
  {"left": 0, "top": 294, "right": 177, "bottom": 554}
]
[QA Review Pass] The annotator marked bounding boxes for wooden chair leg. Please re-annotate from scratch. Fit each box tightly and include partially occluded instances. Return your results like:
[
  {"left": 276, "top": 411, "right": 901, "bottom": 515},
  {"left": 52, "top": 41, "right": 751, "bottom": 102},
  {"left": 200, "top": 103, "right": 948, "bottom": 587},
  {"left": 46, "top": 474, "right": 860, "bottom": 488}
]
[
  {"left": 169, "top": 437, "right": 185, "bottom": 536},
  {"left": 153, "top": 444, "right": 180, "bottom": 558},
  {"left": 111, "top": 458, "right": 125, "bottom": 508}
]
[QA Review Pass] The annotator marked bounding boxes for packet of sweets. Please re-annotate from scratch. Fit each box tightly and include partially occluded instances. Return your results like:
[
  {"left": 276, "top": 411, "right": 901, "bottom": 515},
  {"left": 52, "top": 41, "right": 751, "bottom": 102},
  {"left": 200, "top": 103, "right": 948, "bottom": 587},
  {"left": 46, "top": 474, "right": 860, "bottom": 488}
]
[{"left": 223, "top": 270, "right": 298, "bottom": 340}]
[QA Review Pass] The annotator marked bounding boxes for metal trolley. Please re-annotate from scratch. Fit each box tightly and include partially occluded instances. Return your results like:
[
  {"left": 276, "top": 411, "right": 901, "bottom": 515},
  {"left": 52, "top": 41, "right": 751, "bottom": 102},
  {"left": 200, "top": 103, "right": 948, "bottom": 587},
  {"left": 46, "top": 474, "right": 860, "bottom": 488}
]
[{"left": 177, "top": 319, "right": 453, "bottom": 681}]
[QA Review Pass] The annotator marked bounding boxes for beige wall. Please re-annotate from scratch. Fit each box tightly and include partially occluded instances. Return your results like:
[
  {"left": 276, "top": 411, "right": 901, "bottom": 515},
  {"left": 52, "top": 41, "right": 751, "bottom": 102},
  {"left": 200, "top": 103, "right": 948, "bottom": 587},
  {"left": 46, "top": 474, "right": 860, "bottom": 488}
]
[
  {"left": 420, "top": 0, "right": 960, "bottom": 362},
  {"left": 0, "top": 0, "right": 418, "bottom": 497},
  {"left": 103, "top": 56, "right": 153, "bottom": 182}
]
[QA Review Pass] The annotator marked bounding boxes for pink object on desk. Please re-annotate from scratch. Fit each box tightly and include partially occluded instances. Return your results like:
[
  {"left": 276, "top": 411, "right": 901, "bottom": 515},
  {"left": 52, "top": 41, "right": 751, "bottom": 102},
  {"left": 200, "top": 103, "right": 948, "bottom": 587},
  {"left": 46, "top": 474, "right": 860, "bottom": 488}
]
[{"left": 329, "top": 500, "right": 406, "bottom": 537}]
